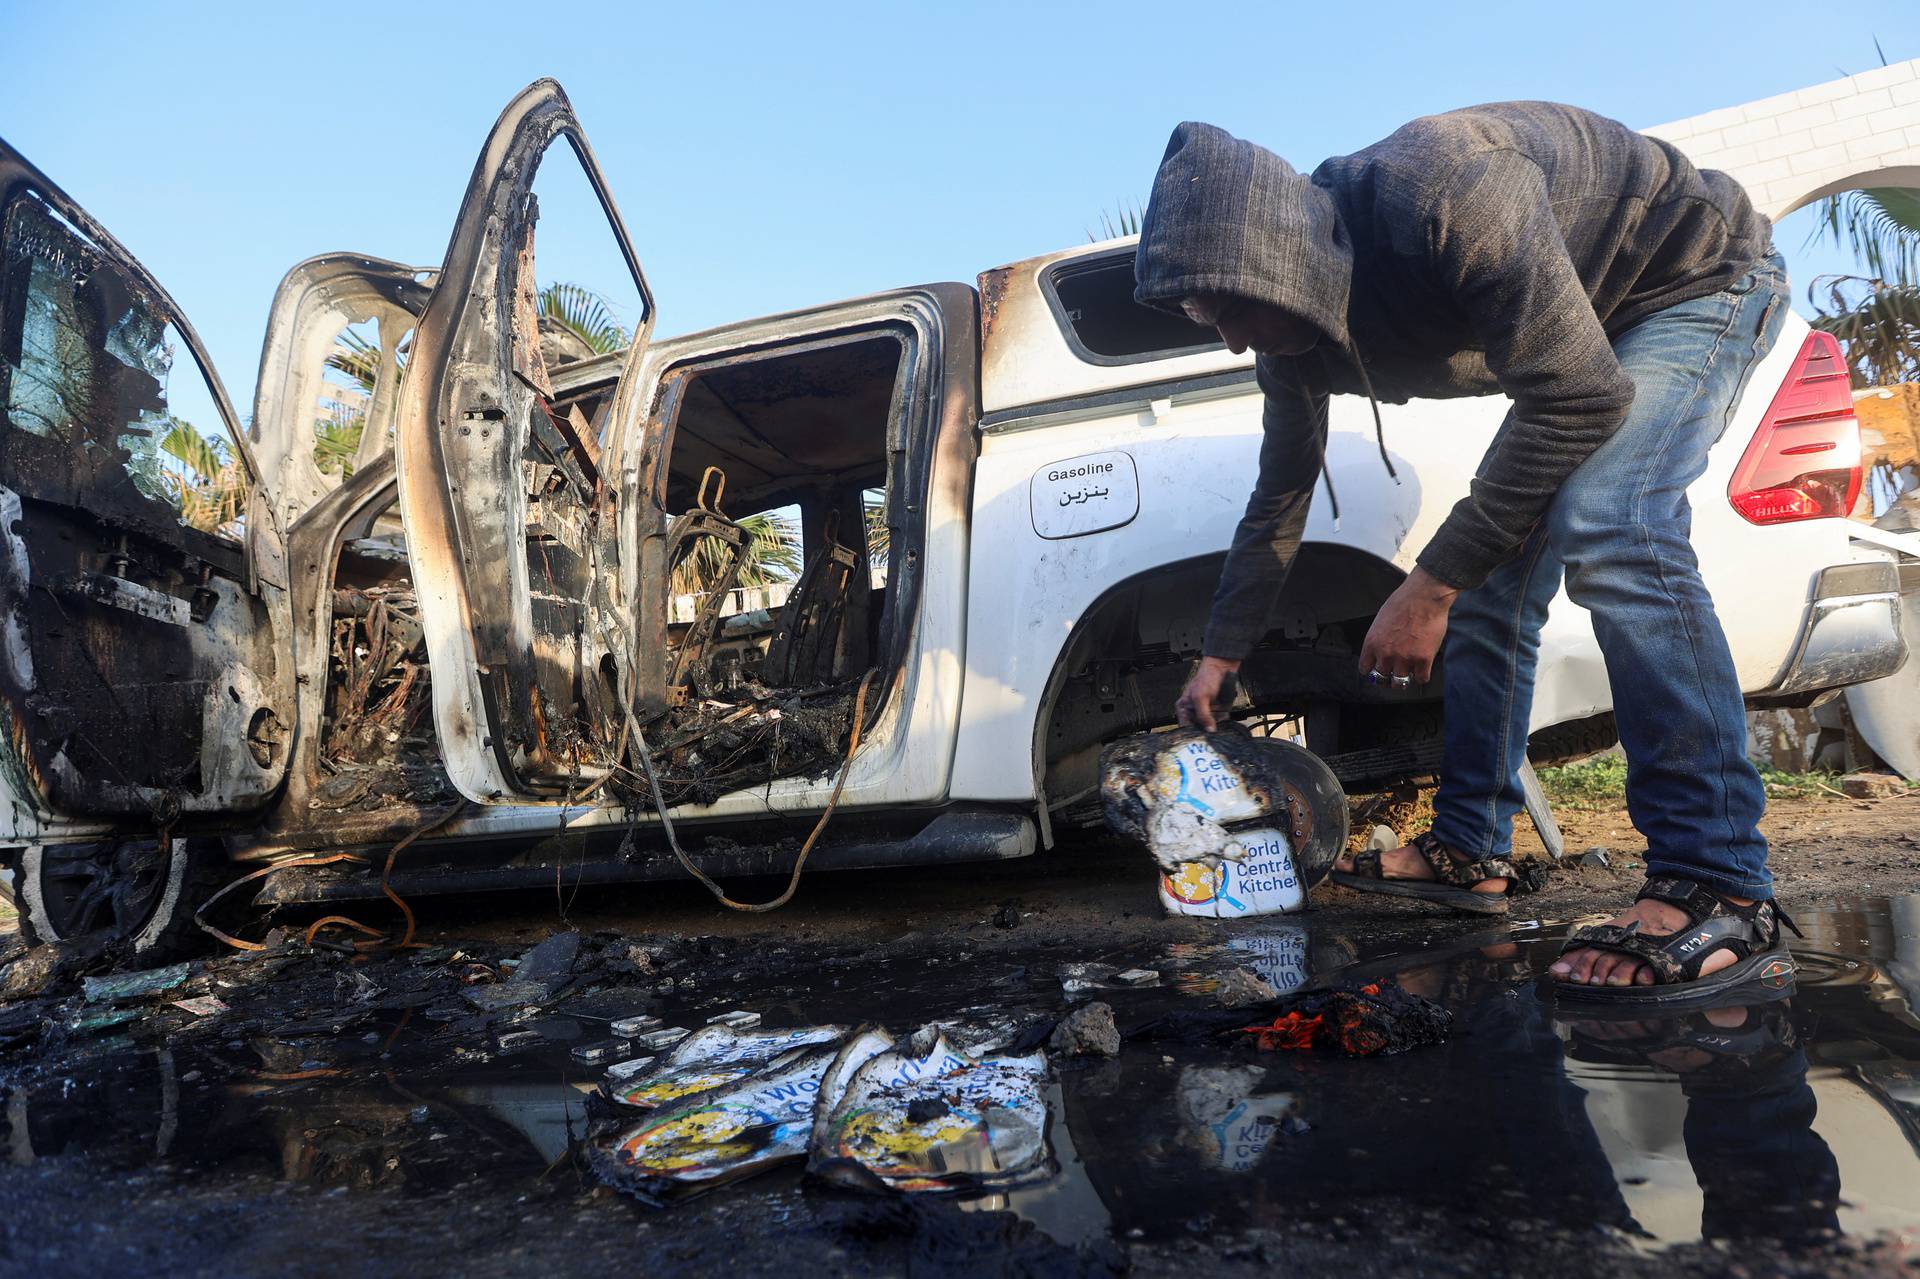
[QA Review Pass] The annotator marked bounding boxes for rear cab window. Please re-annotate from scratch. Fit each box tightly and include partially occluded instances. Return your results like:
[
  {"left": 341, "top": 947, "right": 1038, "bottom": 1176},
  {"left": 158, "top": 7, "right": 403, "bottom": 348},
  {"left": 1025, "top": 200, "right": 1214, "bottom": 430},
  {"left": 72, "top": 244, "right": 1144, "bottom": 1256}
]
[{"left": 1043, "top": 251, "right": 1222, "bottom": 365}]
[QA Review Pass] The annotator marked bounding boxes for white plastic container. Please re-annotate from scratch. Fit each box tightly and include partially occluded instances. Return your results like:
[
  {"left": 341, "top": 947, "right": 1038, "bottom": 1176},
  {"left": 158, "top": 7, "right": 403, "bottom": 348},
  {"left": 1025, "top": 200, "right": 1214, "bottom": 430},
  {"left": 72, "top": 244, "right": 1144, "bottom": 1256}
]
[
  {"left": 1102, "top": 732, "right": 1339, "bottom": 919},
  {"left": 1156, "top": 827, "right": 1305, "bottom": 918}
]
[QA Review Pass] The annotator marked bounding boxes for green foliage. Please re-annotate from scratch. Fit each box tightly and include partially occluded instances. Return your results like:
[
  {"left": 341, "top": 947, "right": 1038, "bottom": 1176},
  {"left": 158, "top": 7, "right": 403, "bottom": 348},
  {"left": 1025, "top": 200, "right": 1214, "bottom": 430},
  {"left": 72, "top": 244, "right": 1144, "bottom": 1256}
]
[
  {"left": 863, "top": 489, "right": 889, "bottom": 571},
  {"left": 671, "top": 510, "right": 801, "bottom": 597},
  {"left": 1807, "top": 187, "right": 1920, "bottom": 387},
  {"left": 325, "top": 327, "right": 385, "bottom": 393},
  {"left": 1813, "top": 188, "right": 1920, "bottom": 290},
  {"left": 1088, "top": 204, "right": 1143, "bottom": 243},
  {"left": 1808, "top": 275, "right": 1920, "bottom": 387},
  {"left": 1535, "top": 755, "right": 1628, "bottom": 809},
  {"left": 1753, "top": 764, "right": 1853, "bottom": 799},
  {"left": 312, "top": 410, "right": 365, "bottom": 478},
  {"left": 1537, "top": 753, "right": 1864, "bottom": 807},
  {"left": 156, "top": 419, "right": 247, "bottom": 535},
  {"left": 317, "top": 328, "right": 388, "bottom": 477},
  {"left": 538, "top": 282, "right": 631, "bottom": 355}
]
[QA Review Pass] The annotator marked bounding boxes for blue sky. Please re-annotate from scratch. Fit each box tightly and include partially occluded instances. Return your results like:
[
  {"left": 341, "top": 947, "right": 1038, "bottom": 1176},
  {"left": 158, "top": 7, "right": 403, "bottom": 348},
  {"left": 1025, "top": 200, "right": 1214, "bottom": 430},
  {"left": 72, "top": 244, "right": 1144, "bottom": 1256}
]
[{"left": 3, "top": 0, "right": 1911, "bottom": 414}]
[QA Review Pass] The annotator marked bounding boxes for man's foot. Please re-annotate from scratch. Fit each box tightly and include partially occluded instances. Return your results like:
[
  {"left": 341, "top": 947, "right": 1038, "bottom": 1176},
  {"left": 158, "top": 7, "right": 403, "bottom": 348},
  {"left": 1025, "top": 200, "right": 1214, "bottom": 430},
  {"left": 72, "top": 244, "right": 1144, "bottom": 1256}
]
[
  {"left": 1331, "top": 841, "right": 1508, "bottom": 896},
  {"left": 1575, "top": 1006, "right": 1750, "bottom": 1071},
  {"left": 1550, "top": 894, "right": 1756, "bottom": 987}
]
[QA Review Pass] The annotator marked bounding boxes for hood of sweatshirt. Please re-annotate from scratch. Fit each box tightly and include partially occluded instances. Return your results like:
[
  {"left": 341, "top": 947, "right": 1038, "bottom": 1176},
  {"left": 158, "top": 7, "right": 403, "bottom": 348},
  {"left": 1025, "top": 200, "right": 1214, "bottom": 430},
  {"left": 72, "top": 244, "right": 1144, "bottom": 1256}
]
[{"left": 1132, "top": 121, "right": 1353, "bottom": 355}]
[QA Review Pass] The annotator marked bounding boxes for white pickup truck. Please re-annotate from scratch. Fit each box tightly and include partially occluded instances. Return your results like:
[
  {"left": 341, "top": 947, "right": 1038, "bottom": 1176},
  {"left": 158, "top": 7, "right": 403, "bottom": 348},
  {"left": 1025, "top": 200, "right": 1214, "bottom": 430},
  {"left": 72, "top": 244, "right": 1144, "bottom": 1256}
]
[{"left": 2, "top": 81, "right": 1908, "bottom": 957}]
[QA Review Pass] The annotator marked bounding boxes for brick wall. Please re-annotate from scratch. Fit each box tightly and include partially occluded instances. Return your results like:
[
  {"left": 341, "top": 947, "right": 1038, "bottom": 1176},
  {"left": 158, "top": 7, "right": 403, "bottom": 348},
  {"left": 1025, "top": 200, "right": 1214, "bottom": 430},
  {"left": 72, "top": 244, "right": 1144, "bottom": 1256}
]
[{"left": 1645, "top": 60, "right": 1920, "bottom": 218}]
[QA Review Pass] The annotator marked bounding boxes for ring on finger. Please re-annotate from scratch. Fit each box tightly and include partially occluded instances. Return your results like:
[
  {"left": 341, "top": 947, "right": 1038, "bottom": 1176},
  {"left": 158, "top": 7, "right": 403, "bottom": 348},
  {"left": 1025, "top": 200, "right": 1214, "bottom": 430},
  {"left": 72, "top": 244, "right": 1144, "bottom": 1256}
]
[
  {"left": 1390, "top": 674, "right": 1413, "bottom": 689},
  {"left": 1365, "top": 669, "right": 1386, "bottom": 685}
]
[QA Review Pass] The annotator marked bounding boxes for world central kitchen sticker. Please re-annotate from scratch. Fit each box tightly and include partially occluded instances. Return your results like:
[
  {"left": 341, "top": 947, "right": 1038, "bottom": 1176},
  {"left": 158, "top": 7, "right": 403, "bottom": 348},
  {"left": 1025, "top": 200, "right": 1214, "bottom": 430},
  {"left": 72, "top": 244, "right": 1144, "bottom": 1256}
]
[
  {"left": 1159, "top": 829, "right": 1306, "bottom": 918},
  {"left": 1029, "top": 449, "right": 1139, "bottom": 539}
]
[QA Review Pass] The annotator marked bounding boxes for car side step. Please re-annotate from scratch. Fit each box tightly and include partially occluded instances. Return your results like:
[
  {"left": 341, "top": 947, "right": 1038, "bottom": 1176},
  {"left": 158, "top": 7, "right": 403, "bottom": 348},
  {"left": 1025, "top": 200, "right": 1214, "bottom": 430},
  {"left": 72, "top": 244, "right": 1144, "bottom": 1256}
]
[{"left": 253, "top": 807, "right": 1037, "bottom": 906}]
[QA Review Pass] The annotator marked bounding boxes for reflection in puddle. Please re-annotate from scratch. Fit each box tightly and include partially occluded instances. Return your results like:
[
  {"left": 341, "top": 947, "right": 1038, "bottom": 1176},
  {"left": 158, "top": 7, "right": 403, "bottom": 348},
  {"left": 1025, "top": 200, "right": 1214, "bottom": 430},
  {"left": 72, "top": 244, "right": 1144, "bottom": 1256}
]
[{"left": 6, "top": 898, "right": 1920, "bottom": 1255}]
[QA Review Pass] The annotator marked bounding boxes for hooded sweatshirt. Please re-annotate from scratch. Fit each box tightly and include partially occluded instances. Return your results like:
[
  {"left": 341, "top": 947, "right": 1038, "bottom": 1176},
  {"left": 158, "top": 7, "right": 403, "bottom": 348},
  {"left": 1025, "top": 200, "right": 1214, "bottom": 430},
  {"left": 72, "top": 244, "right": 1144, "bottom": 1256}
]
[{"left": 1134, "top": 103, "right": 1771, "bottom": 660}]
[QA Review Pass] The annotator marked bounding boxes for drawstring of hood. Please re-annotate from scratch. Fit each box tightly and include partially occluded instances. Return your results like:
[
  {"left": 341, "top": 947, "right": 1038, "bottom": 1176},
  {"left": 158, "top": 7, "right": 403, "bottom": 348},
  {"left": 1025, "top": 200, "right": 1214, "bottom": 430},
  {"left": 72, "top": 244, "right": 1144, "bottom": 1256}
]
[
  {"left": 1346, "top": 341, "right": 1400, "bottom": 484},
  {"left": 1305, "top": 342, "right": 1399, "bottom": 531},
  {"left": 1300, "top": 380, "right": 1339, "bottom": 527}
]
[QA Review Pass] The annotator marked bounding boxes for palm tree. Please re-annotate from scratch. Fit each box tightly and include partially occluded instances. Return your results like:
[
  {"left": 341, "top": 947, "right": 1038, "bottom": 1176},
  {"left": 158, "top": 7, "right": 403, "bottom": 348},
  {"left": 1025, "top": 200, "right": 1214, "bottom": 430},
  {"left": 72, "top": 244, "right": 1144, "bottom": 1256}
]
[
  {"left": 671, "top": 510, "right": 802, "bottom": 597},
  {"left": 1808, "top": 187, "right": 1920, "bottom": 387},
  {"left": 156, "top": 421, "right": 247, "bottom": 536},
  {"left": 312, "top": 402, "right": 366, "bottom": 477},
  {"left": 863, "top": 489, "right": 889, "bottom": 571},
  {"left": 1809, "top": 274, "right": 1920, "bottom": 387},
  {"left": 317, "top": 327, "right": 383, "bottom": 477},
  {"left": 538, "top": 281, "right": 631, "bottom": 355},
  {"left": 1087, "top": 203, "right": 1142, "bottom": 243},
  {"left": 325, "top": 327, "right": 385, "bottom": 393}
]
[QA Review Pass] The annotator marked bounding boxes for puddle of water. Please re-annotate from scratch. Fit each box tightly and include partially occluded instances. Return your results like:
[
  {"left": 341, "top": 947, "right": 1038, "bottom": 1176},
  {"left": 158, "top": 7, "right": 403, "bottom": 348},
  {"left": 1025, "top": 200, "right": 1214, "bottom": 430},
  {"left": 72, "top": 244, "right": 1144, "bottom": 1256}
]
[{"left": 6, "top": 898, "right": 1920, "bottom": 1256}]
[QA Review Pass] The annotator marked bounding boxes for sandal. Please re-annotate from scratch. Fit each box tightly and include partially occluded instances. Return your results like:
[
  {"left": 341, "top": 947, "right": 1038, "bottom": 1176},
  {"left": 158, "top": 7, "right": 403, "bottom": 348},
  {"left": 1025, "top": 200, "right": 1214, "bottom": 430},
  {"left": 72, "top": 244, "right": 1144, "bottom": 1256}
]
[
  {"left": 1550, "top": 876, "right": 1801, "bottom": 1007},
  {"left": 1328, "top": 831, "right": 1513, "bottom": 916},
  {"left": 1561, "top": 997, "right": 1801, "bottom": 1085}
]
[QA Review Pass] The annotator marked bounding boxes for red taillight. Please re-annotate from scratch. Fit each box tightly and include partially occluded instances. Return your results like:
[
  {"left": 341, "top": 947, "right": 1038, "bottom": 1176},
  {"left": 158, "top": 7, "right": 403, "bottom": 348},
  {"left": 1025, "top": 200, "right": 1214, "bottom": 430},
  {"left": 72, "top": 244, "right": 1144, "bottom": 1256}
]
[{"left": 1728, "top": 331, "right": 1862, "bottom": 525}]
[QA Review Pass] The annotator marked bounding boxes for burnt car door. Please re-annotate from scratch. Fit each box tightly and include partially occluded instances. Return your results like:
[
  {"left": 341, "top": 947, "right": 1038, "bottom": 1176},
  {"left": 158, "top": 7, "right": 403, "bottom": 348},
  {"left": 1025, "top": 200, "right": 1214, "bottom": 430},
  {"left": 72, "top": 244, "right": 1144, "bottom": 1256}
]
[
  {"left": 0, "top": 143, "right": 292, "bottom": 829},
  {"left": 395, "top": 80, "right": 654, "bottom": 803}
]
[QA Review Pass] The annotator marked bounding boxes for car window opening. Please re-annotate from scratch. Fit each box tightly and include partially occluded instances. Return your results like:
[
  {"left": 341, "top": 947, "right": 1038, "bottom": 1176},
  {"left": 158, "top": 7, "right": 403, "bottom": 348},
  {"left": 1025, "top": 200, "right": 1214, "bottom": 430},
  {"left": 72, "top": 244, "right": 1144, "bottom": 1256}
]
[
  {"left": 1048, "top": 252, "right": 1222, "bottom": 363},
  {"left": 2, "top": 192, "right": 248, "bottom": 546},
  {"left": 313, "top": 496, "right": 455, "bottom": 815},
  {"left": 637, "top": 331, "right": 907, "bottom": 807},
  {"left": 319, "top": 316, "right": 409, "bottom": 481}
]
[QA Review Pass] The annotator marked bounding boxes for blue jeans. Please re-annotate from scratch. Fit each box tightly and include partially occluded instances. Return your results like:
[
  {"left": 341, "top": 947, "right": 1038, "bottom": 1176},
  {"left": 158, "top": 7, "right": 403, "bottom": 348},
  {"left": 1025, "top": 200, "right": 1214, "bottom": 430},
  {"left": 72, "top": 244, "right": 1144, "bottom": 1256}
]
[{"left": 1431, "top": 253, "right": 1789, "bottom": 899}]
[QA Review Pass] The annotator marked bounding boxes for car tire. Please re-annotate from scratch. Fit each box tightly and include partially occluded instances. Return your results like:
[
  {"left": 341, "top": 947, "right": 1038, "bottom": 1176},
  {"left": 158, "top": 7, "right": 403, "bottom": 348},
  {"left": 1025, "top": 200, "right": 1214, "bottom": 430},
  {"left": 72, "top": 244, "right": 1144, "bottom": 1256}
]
[
  {"left": 1526, "top": 712, "right": 1619, "bottom": 769},
  {"left": 17, "top": 837, "right": 227, "bottom": 962}
]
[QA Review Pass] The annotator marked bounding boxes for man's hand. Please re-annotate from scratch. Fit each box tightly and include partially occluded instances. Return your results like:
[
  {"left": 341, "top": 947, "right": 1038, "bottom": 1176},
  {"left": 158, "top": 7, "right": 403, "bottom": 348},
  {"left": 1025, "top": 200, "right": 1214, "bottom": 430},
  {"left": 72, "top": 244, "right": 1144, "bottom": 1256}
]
[
  {"left": 1177, "top": 656, "right": 1241, "bottom": 731},
  {"left": 1358, "top": 567, "right": 1461, "bottom": 686}
]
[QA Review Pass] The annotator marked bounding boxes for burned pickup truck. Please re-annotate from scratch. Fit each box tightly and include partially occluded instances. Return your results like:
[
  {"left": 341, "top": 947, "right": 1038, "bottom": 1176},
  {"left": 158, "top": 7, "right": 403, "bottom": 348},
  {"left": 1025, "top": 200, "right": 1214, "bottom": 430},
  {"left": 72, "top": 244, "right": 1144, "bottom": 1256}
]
[{"left": 1, "top": 81, "right": 1909, "bottom": 958}]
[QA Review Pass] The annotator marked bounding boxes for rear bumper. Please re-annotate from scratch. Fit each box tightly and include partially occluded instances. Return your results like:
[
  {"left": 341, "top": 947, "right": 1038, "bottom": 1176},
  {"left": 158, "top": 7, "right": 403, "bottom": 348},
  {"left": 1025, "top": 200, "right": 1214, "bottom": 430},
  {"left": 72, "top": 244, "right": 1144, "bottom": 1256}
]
[{"left": 1752, "top": 560, "right": 1910, "bottom": 699}]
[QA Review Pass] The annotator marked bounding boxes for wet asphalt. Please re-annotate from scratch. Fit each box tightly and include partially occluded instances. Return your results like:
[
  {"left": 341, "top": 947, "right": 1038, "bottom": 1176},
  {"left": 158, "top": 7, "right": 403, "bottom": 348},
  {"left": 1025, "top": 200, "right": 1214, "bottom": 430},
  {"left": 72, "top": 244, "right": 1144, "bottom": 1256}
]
[{"left": 3, "top": 832, "right": 1920, "bottom": 1278}]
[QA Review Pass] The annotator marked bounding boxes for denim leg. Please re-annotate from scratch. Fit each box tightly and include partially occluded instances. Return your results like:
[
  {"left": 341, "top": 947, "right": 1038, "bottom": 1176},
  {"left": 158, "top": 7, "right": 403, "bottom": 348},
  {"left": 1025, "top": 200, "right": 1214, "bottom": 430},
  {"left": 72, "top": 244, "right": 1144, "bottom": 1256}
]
[
  {"left": 1432, "top": 254, "right": 1788, "bottom": 892},
  {"left": 1431, "top": 518, "right": 1564, "bottom": 859},
  {"left": 1546, "top": 261, "right": 1788, "bottom": 897},
  {"left": 1684, "top": 1059, "right": 1841, "bottom": 1246}
]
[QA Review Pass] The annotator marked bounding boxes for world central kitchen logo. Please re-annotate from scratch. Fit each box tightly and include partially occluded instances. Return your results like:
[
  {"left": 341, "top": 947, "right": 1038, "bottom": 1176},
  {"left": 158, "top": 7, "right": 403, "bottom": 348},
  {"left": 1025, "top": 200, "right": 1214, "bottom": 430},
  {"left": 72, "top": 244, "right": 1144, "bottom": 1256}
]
[
  {"left": 1162, "top": 833, "right": 1299, "bottom": 910},
  {"left": 1233, "top": 835, "right": 1300, "bottom": 897},
  {"left": 1173, "top": 742, "right": 1246, "bottom": 814}
]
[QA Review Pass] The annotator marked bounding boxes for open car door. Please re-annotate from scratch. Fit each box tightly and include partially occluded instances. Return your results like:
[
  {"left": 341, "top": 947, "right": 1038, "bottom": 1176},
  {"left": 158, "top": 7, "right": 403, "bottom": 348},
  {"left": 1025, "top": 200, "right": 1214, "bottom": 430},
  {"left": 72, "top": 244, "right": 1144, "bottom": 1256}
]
[
  {"left": 0, "top": 142, "right": 291, "bottom": 830},
  {"left": 396, "top": 80, "right": 654, "bottom": 803}
]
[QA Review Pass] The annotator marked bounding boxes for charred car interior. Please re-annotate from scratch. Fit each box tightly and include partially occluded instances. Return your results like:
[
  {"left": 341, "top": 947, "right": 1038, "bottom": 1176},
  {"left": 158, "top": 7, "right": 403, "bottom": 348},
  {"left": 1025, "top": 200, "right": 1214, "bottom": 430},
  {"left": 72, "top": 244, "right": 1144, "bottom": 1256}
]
[
  {"left": 0, "top": 187, "right": 289, "bottom": 825},
  {"left": 0, "top": 80, "right": 966, "bottom": 956},
  {"left": 0, "top": 73, "right": 1473, "bottom": 960},
  {"left": 634, "top": 330, "right": 905, "bottom": 807}
]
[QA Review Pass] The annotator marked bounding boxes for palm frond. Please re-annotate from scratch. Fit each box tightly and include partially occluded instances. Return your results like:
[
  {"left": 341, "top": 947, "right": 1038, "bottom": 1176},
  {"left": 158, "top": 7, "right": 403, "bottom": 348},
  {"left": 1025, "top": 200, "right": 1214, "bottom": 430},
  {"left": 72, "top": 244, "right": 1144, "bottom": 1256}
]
[
  {"left": 670, "top": 510, "right": 801, "bottom": 597},
  {"left": 313, "top": 407, "right": 366, "bottom": 478},
  {"left": 1087, "top": 203, "right": 1144, "bottom": 243},
  {"left": 1809, "top": 273, "right": 1920, "bottom": 387},
  {"left": 538, "top": 282, "right": 630, "bottom": 355},
  {"left": 1808, "top": 188, "right": 1920, "bottom": 290},
  {"left": 158, "top": 420, "right": 231, "bottom": 481},
  {"left": 155, "top": 419, "right": 246, "bottom": 535},
  {"left": 863, "top": 490, "right": 890, "bottom": 571},
  {"left": 325, "top": 328, "right": 385, "bottom": 393}
]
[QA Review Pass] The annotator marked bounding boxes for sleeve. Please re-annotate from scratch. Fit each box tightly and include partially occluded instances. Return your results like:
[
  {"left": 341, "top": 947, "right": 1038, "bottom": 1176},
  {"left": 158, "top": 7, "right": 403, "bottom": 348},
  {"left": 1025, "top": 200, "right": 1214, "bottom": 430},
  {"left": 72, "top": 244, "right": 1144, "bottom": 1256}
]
[
  {"left": 1202, "top": 359, "right": 1329, "bottom": 660},
  {"left": 1413, "top": 150, "right": 1638, "bottom": 591}
]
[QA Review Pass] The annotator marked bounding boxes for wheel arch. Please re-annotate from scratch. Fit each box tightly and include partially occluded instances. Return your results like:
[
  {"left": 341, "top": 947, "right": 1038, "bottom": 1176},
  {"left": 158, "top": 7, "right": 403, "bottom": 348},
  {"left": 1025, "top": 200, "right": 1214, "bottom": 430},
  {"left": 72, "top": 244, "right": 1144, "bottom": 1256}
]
[{"left": 1024, "top": 542, "right": 1408, "bottom": 841}]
